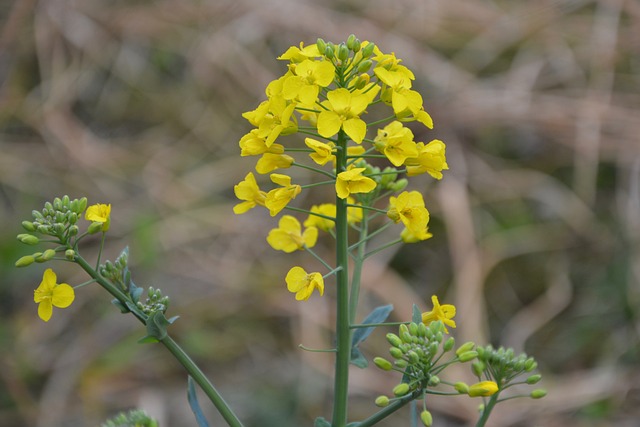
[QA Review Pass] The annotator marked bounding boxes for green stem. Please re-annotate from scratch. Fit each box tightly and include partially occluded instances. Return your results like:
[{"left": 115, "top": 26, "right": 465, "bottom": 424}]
[
  {"left": 160, "top": 335, "right": 244, "bottom": 427},
  {"left": 348, "top": 213, "right": 368, "bottom": 324},
  {"left": 475, "top": 394, "right": 499, "bottom": 427},
  {"left": 332, "top": 129, "right": 351, "bottom": 427}
]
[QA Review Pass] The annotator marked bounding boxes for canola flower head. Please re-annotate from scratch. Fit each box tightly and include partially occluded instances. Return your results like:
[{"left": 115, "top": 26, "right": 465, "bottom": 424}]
[
  {"left": 85, "top": 203, "right": 111, "bottom": 232},
  {"left": 285, "top": 266, "right": 324, "bottom": 300},
  {"left": 336, "top": 168, "right": 377, "bottom": 199},
  {"left": 233, "top": 172, "right": 267, "bottom": 214},
  {"left": 387, "top": 191, "right": 431, "bottom": 240},
  {"left": 267, "top": 215, "right": 318, "bottom": 253},
  {"left": 422, "top": 295, "right": 456, "bottom": 333},
  {"left": 405, "top": 139, "right": 449, "bottom": 179},
  {"left": 33, "top": 268, "right": 75, "bottom": 322},
  {"left": 265, "top": 174, "right": 302, "bottom": 216}
]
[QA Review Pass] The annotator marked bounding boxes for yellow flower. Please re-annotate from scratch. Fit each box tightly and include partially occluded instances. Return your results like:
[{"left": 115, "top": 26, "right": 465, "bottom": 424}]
[
  {"left": 387, "top": 191, "right": 430, "bottom": 239},
  {"left": 278, "top": 42, "right": 322, "bottom": 62},
  {"left": 34, "top": 268, "right": 75, "bottom": 322},
  {"left": 305, "top": 138, "right": 335, "bottom": 165},
  {"left": 283, "top": 59, "right": 335, "bottom": 104},
  {"left": 335, "top": 167, "right": 377, "bottom": 199},
  {"left": 373, "top": 121, "right": 419, "bottom": 167},
  {"left": 405, "top": 140, "right": 449, "bottom": 179},
  {"left": 400, "top": 227, "right": 432, "bottom": 243},
  {"left": 467, "top": 381, "right": 499, "bottom": 397},
  {"left": 421, "top": 295, "right": 456, "bottom": 333},
  {"left": 304, "top": 203, "right": 337, "bottom": 231},
  {"left": 239, "top": 130, "right": 285, "bottom": 157},
  {"left": 243, "top": 95, "right": 297, "bottom": 147},
  {"left": 233, "top": 172, "right": 267, "bottom": 214},
  {"left": 255, "top": 153, "right": 294, "bottom": 174},
  {"left": 265, "top": 174, "right": 301, "bottom": 216},
  {"left": 285, "top": 266, "right": 324, "bottom": 301},
  {"left": 85, "top": 203, "right": 111, "bottom": 231},
  {"left": 267, "top": 215, "right": 318, "bottom": 253},
  {"left": 317, "top": 87, "right": 379, "bottom": 143}
]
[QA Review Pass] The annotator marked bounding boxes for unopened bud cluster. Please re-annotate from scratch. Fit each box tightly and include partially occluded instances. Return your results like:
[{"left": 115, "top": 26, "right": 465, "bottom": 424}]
[
  {"left": 100, "top": 249, "right": 130, "bottom": 291},
  {"left": 137, "top": 287, "right": 170, "bottom": 315}
]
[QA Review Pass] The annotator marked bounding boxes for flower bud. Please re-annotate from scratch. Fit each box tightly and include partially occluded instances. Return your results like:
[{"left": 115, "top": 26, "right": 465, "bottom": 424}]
[
  {"left": 443, "top": 336, "right": 455, "bottom": 352},
  {"left": 420, "top": 410, "right": 433, "bottom": 427},
  {"left": 68, "top": 225, "right": 79, "bottom": 236},
  {"left": 62, "top": 195, "right": 70, "bottom": 207},
  {"left": 454, "top": 382, "right": 469, "bottom": 394},
  {"left": 389, "top": 347, "right": 404, "bottom": 359},
  {"left": 22, "top": 221, "right": 37, "bottom": 232},
  {"left": 361, "top": 42, "right": 375, "bottom": 58},
  {"left": 398, "top": 323, "right": 409, "bottom": 335},
  {"left": 346, "top": 34, "right": 357, "bottom": 50},
  {"left": 456, "top": 342, "right": 476, "bottom": 357},
  {"left": 524, "top": 357, "right": 537, "bottom": 372},
  {"left": 394, "top": 359, "right": 408, "bottom": 369},
  {"left": 316, "top": 38, "right": 327, "bottom": 54},
  {"left": 87, "top": 221, "right": 104, "bottom": 234},
  {"left": 472, "top": 361, "right": 486, "bottom": 377},
  {"left": 53, "top": 197, "right": 62, "bottom": 211},
  {"left": 41, "top": 249, "right": 56, "bottom": 261},
  {"left": 468, "top": 381, "right": 499, "bottom": 397},
  {"left": 401, "top": 331, "right": 413, "bottom": 343},
  {"left": 417, "top": 322, "right": 427, "bottom": 337},
  {"left": 374, "top": 357, "right": 393, "bottom": 371},
  {"left": 392, "top": 383, "right": 410, "bottom": 397},
  {"left": 15, "top": 255, "right": 35, "bottom": 267},
  {"left": 407, "top": 350, "right": 419, "bottom": 364},
  {"left": 17, "top": 234, "right": 39, "bottom": 245},
  {"left": 408, "top": 322, "right": 418, "bottom": 336},
  {"left": 78, "top": 197, "right": 88, "bottom": 213},
  {"left": 337, "top": 43, "right": 349, "bottom": 61},
  {"left": 530, "top": 389, "right": 547, "bottom": 399},
  {"left": 427, "top": 375, "right": 440, "bottom": 387},
  {"left": 389, "top": 178, "right": 408, "bottom": 192},
  {"left": 324, "top": 44, "right": 335, "bottom": 59},
  {"left": 374, "top": 395, "right": 390, "bottom": 407},
  {"left": 65, "top": 249, "right": 76, "bottom": 261},
  {"left": 526, "top": 374, "right": 542, "bottom": 385},
  {"left": 458, "top": 351, "right": 478, "bottom": 362},
  {"left": 386, "top": 333, "right": 402, "bottom": 347},
  {"left": 357, "top": 59, "right": 372, "bottom": 73}
]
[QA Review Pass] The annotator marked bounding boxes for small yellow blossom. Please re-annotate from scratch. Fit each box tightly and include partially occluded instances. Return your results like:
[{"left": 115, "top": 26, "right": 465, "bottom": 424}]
[
  {"left": 267, "top": 215, "right": 318, "bottom": 253},
  {"left": 373, "top": 121, "right": 419, "bottom": 167},
  {"left": 305, "top": 138, "right": 336, "bottom": 165},
  {"left": 283, "top": 59, "right": 335, "bottom": 104},
  {"left": 33, "top": 268, "right": 75, "bottom": 322},
  {"left": 405, "top": 140, "right": 449, "bottom": 179},
  {"left": 243, "top": 95, "right": 297, "bottom": 147},
  {"left": 255, "top": 153, "right": 294, "bottom": 174},
  {"left": 85, "top": 203, "right": 111, "bottom": 231},
  {"left": 422, "top": 295, "right": 456, "bottom": 333},
  {"left": 233, "top": 172, "right": 267, "bottom": 214},
  {"left": 387, "top": 191, "right": 430, "bottom": 239},
  {"left": 317, "top": 88, "right": 379, "bottom": 143},
  {"left": 278, "top": 42, "right": 322, "bottom": 62},
  {"left": 239, "top": 130, "right": 285, "bottom": 157},
  {"left": 304, "top": 203, "right": 337, "bottom": 231},
  {"left": 335, "top": 168, "right": 377, "bottom": 199},
  {"left": 265, "top": 174, "right": 301, "bottom": 216},
  {"left": 285, "top": 266, "right": 325, "bottom": 301},
  {"left": 467, "top": 381, "right": 499, "bottom": 397}
]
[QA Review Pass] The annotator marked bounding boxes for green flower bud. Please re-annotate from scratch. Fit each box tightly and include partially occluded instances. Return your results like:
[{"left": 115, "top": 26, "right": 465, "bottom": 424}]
[
  {"left": 41, "top": 249, "right": 56, "bottom": 261},
  {"left": 62, "top": 195, "right": 70, "bottom": 207},
  {"left": 37, "top": 225, "right": 50, "bottom": 234},
  {"left": 346, "top": 34, "right": 357, "bottom": 49},
  {"left": 357, "top": 59, "right": 372, "bottom": 73},
  {"left": 526, "top": 374, "right": 542, "bottom": 385},
  {"left": 34, "top": 252, "right": 47, "bottom": 263},
  {"left": 435, "top": 331, "right": 443, "bottom": 343},
  {"left": 22, "top": 221, "right": 37, "bottom": 232},
  {"left": 408, "top": 322, "right": 418, "bottom": 336},
  {"left": 32, "top": 209, "right": 44, "bottom": 221},
  {"left": 399, "top": 323, "right": 409, "bottom": 335},
  {"left": 325, "top": 43, "right": 335, "bottom": 59},
  {"left": 352, "top": 39, "right": 361, "bottom": 53},
  {"left": 53, "top": 223, "right": 65, "bottom": 235},
  {"left": 407, "top": 350, "right": 419, "bottom": 364},
  {"left": 472, "top": 361, "right": 486, "bottom": 377},
  {"left": 68, "top": 212, "right": 78, "bottom": 225},
  {"left": 456, "top": 341, "right": 476, "bottom": 357},
  {"left": 458, "top": 351, "right": 478, "bottom": 362},
  {"left": 524, "top": 357, "right": 537, "bottom": 372},
  {"left": 394, "top": 359, "right": 408, "bottom": 369},
  {"left": 454, "top": 382, "right": 469, "bottom": 394},
  {"left": 361, "top": 42, "right": 375, "bottom": 58},
  {"left": 15, "top": 255, "right": 35, "bottom": 267},
  {"left": 17, "top": 234, "right": 39, "bottom": 245},
  {"left": 530, "top": 389, "right": 547, "bottom": 399},
  {"left": 428, "top": 375, "right": 440, "bottom": 387},
  {"left": 44, "top": 201, "right": 53, "bottom": 211},
  {"left": 337, "top": 43, "right": 349, "bottom": 61},
  {"left": 389, "top": 347, "right": 404, "bottom": 359},
  {"left": 443, "top": 336, "right": 455, "bottom": 352},
  {"left": 374, "top": 357, "right": 393, "bottom": 371},
  {"left": 316, "top": 38, "right": 327, "bottom": 54},
  {"left": 389, "top": 178, "right": 408, "bottom": 192},
  {"left": 392, "top": 383, "right": 410, "bottom": 397},
  {"left": 374, "top": 395, "right": 390, "bottom": 407},
  {"left": 68, "top": 225, "right": 79, "bottom": 236},
  {"left": 417, "top": 322, "right": 427, "bottom": 337},
  {"left": 87, "top": 221, "right": 104, "bottom": 234},
  {"left": 401, "top": 331, "right": 413, "bottom": 343},
  {"left": 53, "top": 197, "right": 62, "bottom": 211},
  {"left": 65, "top": 249, "right": 76, "bottom": 260},
  {"left": 386, "top": 333, "right": 403, "bottom": 348},
  {"left": 420, "top": 410, "right": 433, "bottom": 427},
  {"left": 428, "top": 342, "right": 439, "bottom": 355},
  {"left": 468, "top": 381, "right": 498, "bottom": 397},
  {"left": 78, "top": 197, "right": 88, "bottom": 213}
]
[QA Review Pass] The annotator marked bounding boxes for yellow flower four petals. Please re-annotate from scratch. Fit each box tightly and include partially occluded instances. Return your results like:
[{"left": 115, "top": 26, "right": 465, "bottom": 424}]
[
  {"left": 422, "top": 295, "right": 456, "bottom": 333},
  {"left": 405, "top": 139, "right": 449, "bottom": 179},
  {"left": 387, "top": 191, "right": 431, "bottom": 240},
  {"left": 305, "top": 138, "right": 336, "bottom": 166},
  {"left": 336, "top": 168, "right": 377, "bottom": 199},
  {"left": 317, "top": 88, "right": 379, "bottom": 143},
  {"left": 265, "top": 174, "right": 301, "bottom": 216},
  {"left": 267, "top": 215, "right": 318, "bottom": 253},
  {"left": 233, "top": 172, "right": 267, "bottom": 214},
  {"left": 34, "top": 268, "right": 75, "bottom": 322},
  {"left": 286, "top": 266, "right": 324, "bottom": 301},
  {"left": 374, "top": 121, "right": 419, "bottom": 167},
  {"left": 85, "top": 203, "right": 111, "bottom": 231}
]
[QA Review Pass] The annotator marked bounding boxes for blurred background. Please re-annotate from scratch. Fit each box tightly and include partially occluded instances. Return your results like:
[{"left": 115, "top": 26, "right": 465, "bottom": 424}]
[{"left": 1, "top": 0, "right": 639, "bottom": 426}]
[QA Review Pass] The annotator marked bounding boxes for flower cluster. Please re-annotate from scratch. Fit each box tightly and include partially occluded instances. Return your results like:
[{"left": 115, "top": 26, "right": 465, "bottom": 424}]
[{"left": 233, "top": 35, "right": 449, "bottom": 300}]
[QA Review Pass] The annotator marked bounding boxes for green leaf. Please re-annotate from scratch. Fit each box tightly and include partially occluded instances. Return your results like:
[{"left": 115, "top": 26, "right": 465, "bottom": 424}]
[
  {"left": 350, "top": 346, "right": 368, "bottom": 368},
  {"left": 352, "top": 304, "right": 393, "bottom": 347},
  {"left": 412, "top": 304, "right": 422, "bottom": 324},
  {"left": 111, "top": 298, "right": 129, "bottom": 313},
  {"left": 188, "top": 376, "right": 210, "bottom": 427},
  {"left": 142, "top": 310, "right": 172, "bottom": 342},
  {"left": 314, "top": 417, "right": 332, "bottom": 427}
]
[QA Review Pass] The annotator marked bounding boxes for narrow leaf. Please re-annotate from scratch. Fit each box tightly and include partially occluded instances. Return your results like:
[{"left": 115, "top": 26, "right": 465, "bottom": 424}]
[
  {"left": 314, "top": 417, "right": 332, "bottom": 427},
  {"left": 188, "top": 376, "right": 210, "bottom": 427},
  {"left": 350, "top": 347, "right": 368, "bottom": 368},
  {"left": 412, "top": 304, "right": 422, "bottom": 324},
  {"left": 352, "top": 304, "right": 393, "bottom": 347}
]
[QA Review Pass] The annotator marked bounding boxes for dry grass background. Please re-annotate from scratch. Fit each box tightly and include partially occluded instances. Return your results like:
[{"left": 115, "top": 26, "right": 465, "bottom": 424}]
[{"left": 1, "top": 0, "right": 639, "bottom": 426}]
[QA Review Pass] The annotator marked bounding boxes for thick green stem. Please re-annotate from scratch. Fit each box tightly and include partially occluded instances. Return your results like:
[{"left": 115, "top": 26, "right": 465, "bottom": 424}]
[
  {"left": 332, "top": 130, "right": 351, "bottom": 427},
  {"left": 475, "top": 394, "right": 499, "bottom": 427},
  {"left": 349, "top": 213, "right": 368, "bottom": 323}
]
